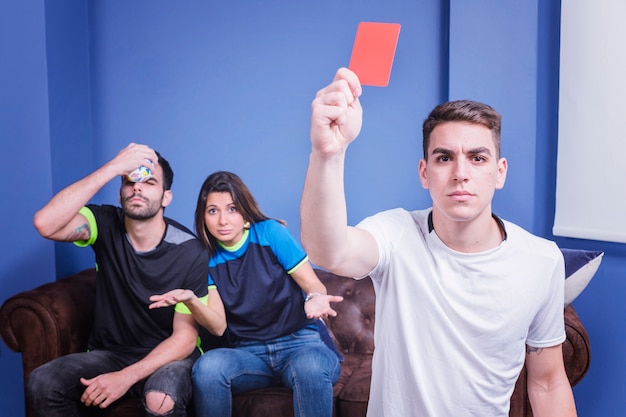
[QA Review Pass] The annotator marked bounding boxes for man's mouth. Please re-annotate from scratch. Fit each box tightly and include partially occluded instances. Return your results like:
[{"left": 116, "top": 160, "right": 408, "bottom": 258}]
[
  {"left": 449, "top": 190, "right": 473, "bottom": 201},
  {"left": 126, "top": 194, "right": 147, "bottom": 203}
]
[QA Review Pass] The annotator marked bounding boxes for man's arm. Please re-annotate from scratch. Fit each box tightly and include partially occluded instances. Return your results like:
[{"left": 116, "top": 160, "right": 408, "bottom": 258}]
[
  {"left": 300, "top": 67, "right": 378, "bottom": 278},
  {"left": 79, "top": 311, "right": 198, "bottom": 409},
  {"left": 33, "top": 143, "right": 157, "bottom": 241},
  {"left": 525, "top": 344, "right": 577, "bottom": 416}
]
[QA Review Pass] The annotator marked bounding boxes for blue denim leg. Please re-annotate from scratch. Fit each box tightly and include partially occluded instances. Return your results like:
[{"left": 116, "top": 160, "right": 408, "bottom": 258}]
[
  {"left": 144, "top": 349, "right": 200, "bottom": 417},
  {"left": 25, "top": 350, "right": 135, "bottom": 417},
  {"left": 192, "top": 328, "right": 340, "bottom": 417},
  {"left": 270, "top": 328, "right": 341, "bottom": 417},
  {"left": 192, "top": 347, "right": 275, "bottom": 417}
]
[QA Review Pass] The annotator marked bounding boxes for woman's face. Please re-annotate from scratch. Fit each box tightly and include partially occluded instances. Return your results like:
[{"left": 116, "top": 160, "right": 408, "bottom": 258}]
[{"left": 204, "top": 191, "right": 246, "bottom": 247}]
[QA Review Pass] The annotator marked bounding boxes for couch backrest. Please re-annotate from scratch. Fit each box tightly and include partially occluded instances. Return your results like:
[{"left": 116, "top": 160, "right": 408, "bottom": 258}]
[{"left": 315, "top": 269, "right": 376, "bottom": 356}]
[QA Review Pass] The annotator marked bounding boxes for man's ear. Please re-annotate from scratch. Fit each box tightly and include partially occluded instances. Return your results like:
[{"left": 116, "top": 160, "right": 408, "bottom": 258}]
[
  {"left": 495, "top": 157, "right": 508, "bottom": 190},
  {"left": 162, "top": 190, "right": 173, "bottom": 208},
  {"left": 418, "top": 159, "right": 429, "bottom": 189}
]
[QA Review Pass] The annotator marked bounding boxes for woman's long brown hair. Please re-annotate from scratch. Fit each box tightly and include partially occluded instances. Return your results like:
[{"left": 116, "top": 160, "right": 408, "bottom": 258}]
[{"left": 194, "top": 171, "right": 285, "bottom": 257}]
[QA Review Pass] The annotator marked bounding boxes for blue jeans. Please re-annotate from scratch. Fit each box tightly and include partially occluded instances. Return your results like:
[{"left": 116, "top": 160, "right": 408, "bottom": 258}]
[
  {"left": 192, "top": 327, "right": 341, "bottom": 417},
  {"left": 26, "top": 349, "right": 199, "bottom": 417}
]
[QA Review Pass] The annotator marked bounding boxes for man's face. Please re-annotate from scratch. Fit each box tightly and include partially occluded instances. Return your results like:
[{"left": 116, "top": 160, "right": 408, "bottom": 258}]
[
  {"left": 418, "top": 121, "right": 507, "bottom": 225},
  {"left": 120, "top": 163, "right": 171, "bottom": 220}
]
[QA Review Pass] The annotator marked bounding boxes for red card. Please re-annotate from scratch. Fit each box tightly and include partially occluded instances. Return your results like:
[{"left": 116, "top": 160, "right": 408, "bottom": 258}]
[{"left": 349, "top": 22, "right": 401, "bottom": 87}]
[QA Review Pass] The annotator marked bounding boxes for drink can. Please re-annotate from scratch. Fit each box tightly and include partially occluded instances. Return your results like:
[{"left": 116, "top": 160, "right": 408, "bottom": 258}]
[{"left": 127, "top": 165, "right": 153, "bottom": 182}]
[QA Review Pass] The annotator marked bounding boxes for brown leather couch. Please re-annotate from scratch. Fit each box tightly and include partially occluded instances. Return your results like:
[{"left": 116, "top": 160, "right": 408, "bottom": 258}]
[{"left": 0, "top": 268, "right": 591, "bottom": 417}]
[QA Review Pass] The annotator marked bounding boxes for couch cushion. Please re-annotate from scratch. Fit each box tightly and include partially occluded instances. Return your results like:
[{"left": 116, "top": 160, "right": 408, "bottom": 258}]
[
  {"left": 233, "top": 388, "right": 296, "bottom": 417},
  {"left": 334, "top": 354, "right": 372, "bottom": 416},
  {"left": 316, "top": 270, "right": 376, "bottom": 356},
  {"left": 561, "top": 248, "right": 603, "bottom": 306}
]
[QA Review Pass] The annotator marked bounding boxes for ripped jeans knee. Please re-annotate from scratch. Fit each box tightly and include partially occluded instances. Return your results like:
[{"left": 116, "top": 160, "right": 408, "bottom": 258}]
[
  {"left": 144, "top": 390, "right": 176, "bottom": 416},
  {"left": 143, "top": 350, "right": 199, "bottom": 417}
]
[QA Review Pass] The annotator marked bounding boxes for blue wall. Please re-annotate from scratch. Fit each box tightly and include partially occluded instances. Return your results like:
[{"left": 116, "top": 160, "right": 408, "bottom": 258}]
[
  {"left": 1, "top": 1, "right": 624, "bottom": 416},
  {"left": 0, "top": 1, "right": 55, "bottom": 415}
]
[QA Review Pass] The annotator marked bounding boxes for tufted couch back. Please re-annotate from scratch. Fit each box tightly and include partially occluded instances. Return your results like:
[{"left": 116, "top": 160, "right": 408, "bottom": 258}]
[
  {"left": 1, "top": 268, "right": 590, "bottom": 417},
  {"left": 317, "top": 269, "right": 376, "bottom": 356}
]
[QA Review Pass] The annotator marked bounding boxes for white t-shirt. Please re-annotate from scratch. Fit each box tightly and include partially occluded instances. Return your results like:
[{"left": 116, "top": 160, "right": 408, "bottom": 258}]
[{"left": 356, "top": 208, "right": 565, "bottom": 417}]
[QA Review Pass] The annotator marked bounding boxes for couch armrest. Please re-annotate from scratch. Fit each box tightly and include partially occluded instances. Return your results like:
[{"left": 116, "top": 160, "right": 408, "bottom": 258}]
[
  {"left": 0, "top": 269, "right": 97, "bottom": 380},
  {"left": 562, "top": 303, "right": 591, "bottom": 386}
]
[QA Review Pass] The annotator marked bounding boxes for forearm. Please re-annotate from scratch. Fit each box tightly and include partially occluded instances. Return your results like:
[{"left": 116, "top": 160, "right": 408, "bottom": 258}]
[
  {"left": 303, "top": 282, "right": 328, "bottom": 297},
  {"left": 149, "top": 288, "right": 226, "bottom": 336},
  {"left": 300, "top": 151, "right": 350, "bottom": 269},
  {"left": 33, "top": 162, "right": 119, "bottom": 239},
  {"left": 184, "top": 296, "right": 226, "bottom": 336},
  {"left": 120, "top": 328, "right": 197, "bottom": 385},
  {"left": 528, "top": 378, "right": 577, "bottom": 417},
  {"left": 292, "top": 262, "right": 328, "bottom": 296}
]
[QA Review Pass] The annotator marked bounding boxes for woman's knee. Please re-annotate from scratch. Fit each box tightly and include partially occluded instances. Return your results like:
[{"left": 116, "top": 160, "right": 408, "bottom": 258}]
[
  {"left": 289, "top": 346, "right": 340, "bottom": 380},
  {"left": 192, "top": 349, "right": 233, "bottom": 386}
]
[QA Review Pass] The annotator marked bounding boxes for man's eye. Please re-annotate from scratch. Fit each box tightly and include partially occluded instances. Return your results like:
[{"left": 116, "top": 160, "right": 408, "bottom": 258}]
[{"left": 436, "top": 155, "right": 450, "bottom": 162}]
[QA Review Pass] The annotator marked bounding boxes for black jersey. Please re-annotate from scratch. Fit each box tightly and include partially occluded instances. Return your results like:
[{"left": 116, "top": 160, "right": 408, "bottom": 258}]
[
  {"left": 77, "top": 205, "right": 209, "bottom": 356},
  {"left": 209, "top": 219, "right": 310, "bottom": 342}
]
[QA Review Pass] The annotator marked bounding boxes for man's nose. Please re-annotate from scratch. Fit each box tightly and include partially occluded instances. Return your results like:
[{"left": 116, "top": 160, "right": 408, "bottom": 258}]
[{"left": 453, "top": 159, "right": 468, "bottom": 182}]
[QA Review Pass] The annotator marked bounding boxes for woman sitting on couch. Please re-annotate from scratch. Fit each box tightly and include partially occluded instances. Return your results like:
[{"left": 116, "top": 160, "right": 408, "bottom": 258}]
[{"left": 149, "top": 170, "right": 343, "bottom": 417}]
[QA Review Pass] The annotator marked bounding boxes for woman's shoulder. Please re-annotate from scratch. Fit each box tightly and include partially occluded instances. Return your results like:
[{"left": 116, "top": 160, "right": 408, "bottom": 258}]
[
  {"left": 250, "top": 218, "right": 294, "bottom": 243},
  {"left": 252, "top": 218, "right": 285, "bottom": 233}
]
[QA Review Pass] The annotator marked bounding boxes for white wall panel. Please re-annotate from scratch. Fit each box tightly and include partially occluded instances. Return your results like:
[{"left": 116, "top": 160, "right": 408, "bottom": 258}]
[{"left": 555, "top": 0, "right": 626, "bottom": 243}]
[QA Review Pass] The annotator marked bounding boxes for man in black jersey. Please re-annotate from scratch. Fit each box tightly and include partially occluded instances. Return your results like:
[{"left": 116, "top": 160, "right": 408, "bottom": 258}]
[{"left": 26, "top": 143, "right": 226, "bottom": 417}]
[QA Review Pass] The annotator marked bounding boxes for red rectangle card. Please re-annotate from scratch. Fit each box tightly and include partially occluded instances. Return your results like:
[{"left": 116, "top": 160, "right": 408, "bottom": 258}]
[{"left": 348, "top": 22, "right": 401, "bottom": 87}]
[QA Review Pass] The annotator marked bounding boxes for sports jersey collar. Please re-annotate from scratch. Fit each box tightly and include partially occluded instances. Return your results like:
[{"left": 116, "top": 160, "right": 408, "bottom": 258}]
[{"left": 218, "top": 228, "right": 250, "bottom": 252}]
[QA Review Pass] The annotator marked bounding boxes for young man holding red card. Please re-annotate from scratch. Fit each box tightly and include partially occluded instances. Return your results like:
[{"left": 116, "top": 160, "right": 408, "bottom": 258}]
[{"left": 300, "top": 68, "right": 577, "bottom": 416}]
